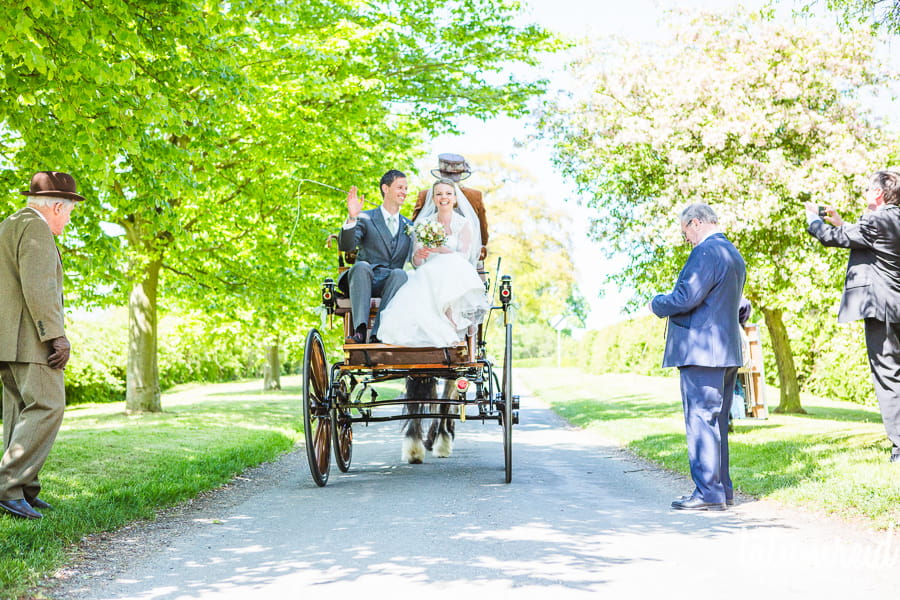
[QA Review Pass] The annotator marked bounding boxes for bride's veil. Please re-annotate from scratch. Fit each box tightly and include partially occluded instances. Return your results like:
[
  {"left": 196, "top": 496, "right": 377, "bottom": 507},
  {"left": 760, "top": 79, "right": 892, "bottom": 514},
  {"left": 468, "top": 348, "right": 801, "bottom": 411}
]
[{"left": 416, "top": 178, "right": 482, "bottom": 265}]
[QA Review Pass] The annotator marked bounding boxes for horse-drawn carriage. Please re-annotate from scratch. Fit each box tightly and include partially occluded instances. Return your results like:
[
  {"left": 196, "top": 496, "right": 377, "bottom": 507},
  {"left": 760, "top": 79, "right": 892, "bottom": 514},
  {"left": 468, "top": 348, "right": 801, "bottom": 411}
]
[{"left": 300, "top": 246, "right": 517, "bottom": 487}]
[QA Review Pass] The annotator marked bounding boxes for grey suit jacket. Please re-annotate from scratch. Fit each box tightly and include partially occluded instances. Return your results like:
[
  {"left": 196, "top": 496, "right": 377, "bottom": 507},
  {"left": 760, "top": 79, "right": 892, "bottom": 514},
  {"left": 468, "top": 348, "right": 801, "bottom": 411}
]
[
  {"left": 0, "top": 208, "right": 65, "bottom": 364},
  {"left": 338, "top": 208, "right": 412, "bottom": 280},
  {"left": 651, "top": 233, "right": 747, "bottom": 368},
  {"left": 808, "top": 204, "right": 900, "bottom": 324}
]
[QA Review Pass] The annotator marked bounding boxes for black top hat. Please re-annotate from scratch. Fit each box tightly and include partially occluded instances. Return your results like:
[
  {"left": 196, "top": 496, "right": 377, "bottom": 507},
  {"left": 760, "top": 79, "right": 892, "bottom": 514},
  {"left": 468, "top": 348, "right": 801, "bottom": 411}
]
[
  {"left": 430, "top": 153, "right": 472, "bottom": 182},
  {"left": 21, "top": 171, "right": 85, "bottom": 202}
]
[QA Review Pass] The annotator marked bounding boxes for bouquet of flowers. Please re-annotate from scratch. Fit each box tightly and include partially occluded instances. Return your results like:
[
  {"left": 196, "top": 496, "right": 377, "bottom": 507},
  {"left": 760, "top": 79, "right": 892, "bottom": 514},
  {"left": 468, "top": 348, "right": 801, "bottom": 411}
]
[{"left": 407, "top": 220, "right": 447, "bottom": 248}]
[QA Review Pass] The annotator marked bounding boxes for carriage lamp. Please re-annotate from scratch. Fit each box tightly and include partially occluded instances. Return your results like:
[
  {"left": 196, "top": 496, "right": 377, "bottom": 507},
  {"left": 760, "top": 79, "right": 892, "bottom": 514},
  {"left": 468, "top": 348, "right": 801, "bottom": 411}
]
[
  {"left": 499, "top": 275, "right": 512, "bottom": 306},
  {"left": 321, "top": 277, "right": 336, "bottom": 311}
]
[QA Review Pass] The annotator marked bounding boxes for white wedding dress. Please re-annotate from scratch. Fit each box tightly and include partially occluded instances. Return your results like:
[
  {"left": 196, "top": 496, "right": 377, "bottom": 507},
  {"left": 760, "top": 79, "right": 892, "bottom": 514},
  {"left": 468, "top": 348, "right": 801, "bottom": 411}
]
[{"left": 378, "top": 213, "right": 489, "bottom": 347}]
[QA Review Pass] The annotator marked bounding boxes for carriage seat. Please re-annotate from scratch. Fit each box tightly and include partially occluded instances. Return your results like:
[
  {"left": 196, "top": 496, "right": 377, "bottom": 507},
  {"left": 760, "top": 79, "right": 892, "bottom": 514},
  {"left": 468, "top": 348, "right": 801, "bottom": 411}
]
[{"left": 333, "top": 297, "right": 380, "bottom": 317}]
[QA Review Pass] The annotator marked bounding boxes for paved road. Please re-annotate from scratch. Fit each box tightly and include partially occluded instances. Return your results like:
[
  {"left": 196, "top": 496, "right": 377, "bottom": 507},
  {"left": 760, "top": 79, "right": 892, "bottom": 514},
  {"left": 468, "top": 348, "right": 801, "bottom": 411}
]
[{"left": 52, "top": 387, "right": 899, "bottom": 599}]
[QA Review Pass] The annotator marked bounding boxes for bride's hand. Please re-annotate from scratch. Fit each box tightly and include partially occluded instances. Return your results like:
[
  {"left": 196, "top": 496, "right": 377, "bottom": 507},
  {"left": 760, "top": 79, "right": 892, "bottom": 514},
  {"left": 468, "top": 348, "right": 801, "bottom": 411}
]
[{"left": 414, "top": 247, "right": 431, "bottom": 263}]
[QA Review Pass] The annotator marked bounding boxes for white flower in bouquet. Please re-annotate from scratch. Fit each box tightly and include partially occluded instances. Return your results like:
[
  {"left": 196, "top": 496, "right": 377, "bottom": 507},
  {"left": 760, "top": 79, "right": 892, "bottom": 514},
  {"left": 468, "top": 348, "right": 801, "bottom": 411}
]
[{"left": 407, "top": 220, "right": 447, "bottom": 248}]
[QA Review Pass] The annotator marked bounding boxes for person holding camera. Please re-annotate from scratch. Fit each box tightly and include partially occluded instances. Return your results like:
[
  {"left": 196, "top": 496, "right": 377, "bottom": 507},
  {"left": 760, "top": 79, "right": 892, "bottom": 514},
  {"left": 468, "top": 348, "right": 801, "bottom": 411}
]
[{"left": 805, "top": 170, "right": 900, "bottom": 465}]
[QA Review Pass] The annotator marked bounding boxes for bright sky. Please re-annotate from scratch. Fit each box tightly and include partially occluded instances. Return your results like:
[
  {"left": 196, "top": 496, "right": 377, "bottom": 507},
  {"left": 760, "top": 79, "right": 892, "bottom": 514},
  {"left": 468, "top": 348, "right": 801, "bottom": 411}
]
[{"left": 420, "top": 0, "right": 781, "bottom": 329}]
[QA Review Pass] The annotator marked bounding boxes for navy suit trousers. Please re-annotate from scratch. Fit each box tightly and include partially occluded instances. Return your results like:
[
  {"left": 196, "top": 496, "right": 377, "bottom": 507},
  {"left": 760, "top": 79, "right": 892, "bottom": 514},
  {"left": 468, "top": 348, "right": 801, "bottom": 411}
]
[{"left": 679, "top": 365, "right": 738, "bottom": 503}]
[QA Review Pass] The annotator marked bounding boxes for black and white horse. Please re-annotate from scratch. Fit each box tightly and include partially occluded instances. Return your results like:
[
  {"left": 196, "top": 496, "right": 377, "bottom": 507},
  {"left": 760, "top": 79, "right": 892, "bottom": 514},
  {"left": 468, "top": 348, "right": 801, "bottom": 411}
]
[{"left": 402, "top": 376, "right": 459, "bottom": 463}]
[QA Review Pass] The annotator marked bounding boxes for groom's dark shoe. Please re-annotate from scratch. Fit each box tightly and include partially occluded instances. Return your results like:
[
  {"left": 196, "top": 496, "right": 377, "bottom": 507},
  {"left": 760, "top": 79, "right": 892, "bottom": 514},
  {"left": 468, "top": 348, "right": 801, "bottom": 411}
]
[
  {"left": 0, "top": 499, "right": 43, "bottom": 520},
  {"left": 345, "top": 325, "right": 367, "bottom": 345},
  {"left": 671, "top": 496, "right": 726, "bottom": 511}
]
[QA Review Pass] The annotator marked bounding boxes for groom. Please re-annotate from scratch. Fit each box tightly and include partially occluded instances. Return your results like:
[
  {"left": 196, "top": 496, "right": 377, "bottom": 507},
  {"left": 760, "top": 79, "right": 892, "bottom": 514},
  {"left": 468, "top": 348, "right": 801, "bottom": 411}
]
[{"left": 339, "top": 169, "right": 413, "bottom": 344}]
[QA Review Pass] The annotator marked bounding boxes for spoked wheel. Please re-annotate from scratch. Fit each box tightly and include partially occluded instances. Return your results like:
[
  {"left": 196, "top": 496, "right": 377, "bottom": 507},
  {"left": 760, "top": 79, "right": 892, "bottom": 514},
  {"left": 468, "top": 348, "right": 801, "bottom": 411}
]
[
  {"left": 303, "top": 329, "right": 332, "bottom": 487},
  {"left": 501, "top": 322, "right": 513, "bottom": 483},
  {"left": 332, "top": 408, "right": 353, "bottom": 472},
  {"left": 331, "top": 375, "right": 353, "bottom": 472},
  {"left": 332, "top": 377, "right": 353, "bottom": 472}
]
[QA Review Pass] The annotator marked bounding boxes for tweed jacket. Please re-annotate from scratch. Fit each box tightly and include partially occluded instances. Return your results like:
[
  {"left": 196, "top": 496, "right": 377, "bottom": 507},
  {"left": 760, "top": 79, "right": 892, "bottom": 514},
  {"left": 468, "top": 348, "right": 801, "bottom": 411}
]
[
  {"left": 808, "top": 204, "right": 900, "bottom": 324},
  {"left": 0, "top": 208, "right": 65, "bottom": 364},
  {"left": 651, "top": 233, "right": 747, "bottom": 368}
]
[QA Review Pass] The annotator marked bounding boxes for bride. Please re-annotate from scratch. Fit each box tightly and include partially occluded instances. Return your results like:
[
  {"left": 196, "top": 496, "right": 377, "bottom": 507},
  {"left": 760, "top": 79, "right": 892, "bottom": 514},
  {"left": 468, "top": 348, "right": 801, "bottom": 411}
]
[{"left": 378, "top": 178, "right": 489, "bottom": 347}]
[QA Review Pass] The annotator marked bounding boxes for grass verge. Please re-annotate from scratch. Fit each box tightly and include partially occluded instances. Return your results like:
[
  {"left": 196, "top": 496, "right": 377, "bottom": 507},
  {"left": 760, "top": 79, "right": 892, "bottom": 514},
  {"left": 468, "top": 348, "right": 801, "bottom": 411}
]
[
  {"left": 0, "top": 377, "right": 305, "bottom": 599},
  {"left": 519, "top": 367, "right": 900, "bottom": 530}
]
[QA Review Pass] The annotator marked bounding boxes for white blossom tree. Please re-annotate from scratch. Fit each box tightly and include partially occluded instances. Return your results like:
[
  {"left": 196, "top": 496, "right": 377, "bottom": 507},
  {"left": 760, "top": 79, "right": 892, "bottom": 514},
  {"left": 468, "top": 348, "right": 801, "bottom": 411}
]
[{"left": 540, "top": 9, "right": 898, "bottom": 412}]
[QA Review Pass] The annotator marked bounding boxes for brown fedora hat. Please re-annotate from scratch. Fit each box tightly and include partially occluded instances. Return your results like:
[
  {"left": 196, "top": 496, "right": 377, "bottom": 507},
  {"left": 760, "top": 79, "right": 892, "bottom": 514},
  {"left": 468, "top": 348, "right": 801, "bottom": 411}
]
[
  {"left": 430, "top": 153, "right": 472, "bottom": 182},
  {"left": 21, "top": 171, "right": 85, "bottom": 202}
]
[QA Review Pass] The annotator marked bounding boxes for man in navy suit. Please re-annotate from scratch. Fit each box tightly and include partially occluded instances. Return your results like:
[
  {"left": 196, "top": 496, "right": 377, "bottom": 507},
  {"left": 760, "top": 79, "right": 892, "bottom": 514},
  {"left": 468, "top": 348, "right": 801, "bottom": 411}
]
[
  {"left": 805, "top": 170, "right": 900, "bottom": 464},
  {"left": 339, "top": 169, "right": 413, "bottom": 344},
  {"left": 650, "top": 204, "right": 747, "bottom": 510}
]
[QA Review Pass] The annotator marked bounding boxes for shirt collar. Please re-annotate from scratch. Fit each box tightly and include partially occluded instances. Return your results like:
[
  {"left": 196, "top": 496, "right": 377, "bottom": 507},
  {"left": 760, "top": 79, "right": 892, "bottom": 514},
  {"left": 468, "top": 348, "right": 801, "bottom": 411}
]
[
  {"left": 697, "top": 230, "right": 718, "bottom": 245},
  {"left": 25, "top": 206, "right": 48, "bottom": 224},
  {"left": 380, "top": 205, "right": 400, "bottom": 222}
]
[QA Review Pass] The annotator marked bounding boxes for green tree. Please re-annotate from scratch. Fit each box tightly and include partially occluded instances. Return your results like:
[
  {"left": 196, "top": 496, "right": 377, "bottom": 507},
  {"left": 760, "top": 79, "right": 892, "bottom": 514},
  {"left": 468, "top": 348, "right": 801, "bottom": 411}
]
[
  {"left": 539, "top": 9, "right": 897, "bottom": 412},
  {"left": 0, "top": 0, "right": 554, "bottom": 411},
  {"left": 818, "top": 0, "right": 900, "bottom": 30}
]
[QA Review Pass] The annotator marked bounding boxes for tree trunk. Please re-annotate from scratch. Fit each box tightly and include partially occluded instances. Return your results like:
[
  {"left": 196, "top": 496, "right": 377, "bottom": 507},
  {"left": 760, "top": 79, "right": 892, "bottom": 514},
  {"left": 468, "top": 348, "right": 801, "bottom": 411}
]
[
  {"left": 124, "top": 217, "right": 163, "bottom": 414},
  {"left": 263, "top": 339, "right": 281, "bottom": 390},
  {"left": 760, "top": 306, "right": 806, "bottom": 414},
  {"left": 126, "top": 258, "right": 162, "bottom": 413}
]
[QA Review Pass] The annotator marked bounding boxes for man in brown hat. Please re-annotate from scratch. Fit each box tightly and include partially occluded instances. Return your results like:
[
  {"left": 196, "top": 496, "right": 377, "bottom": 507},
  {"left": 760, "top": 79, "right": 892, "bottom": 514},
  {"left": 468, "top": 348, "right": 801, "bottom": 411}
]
[
  {"left": 0, "top": 171, "right": 84, "bottom": 520},
  {"left": 412, "top": 153, "right": 489, "bottom": 262}
]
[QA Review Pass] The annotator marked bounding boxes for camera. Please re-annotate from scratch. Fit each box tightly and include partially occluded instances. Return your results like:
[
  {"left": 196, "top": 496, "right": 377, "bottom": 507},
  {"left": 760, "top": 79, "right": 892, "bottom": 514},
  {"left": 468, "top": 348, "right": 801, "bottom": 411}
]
[{"left": 817, "top": 206, "right": 828, "bottom": 218}]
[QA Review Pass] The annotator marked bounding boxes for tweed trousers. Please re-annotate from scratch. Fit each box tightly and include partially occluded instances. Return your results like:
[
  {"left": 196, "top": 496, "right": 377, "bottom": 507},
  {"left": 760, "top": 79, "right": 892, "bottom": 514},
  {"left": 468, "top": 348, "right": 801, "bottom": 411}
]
[{"left": 0, "top": 362, "right": 65, "bottom": 501}]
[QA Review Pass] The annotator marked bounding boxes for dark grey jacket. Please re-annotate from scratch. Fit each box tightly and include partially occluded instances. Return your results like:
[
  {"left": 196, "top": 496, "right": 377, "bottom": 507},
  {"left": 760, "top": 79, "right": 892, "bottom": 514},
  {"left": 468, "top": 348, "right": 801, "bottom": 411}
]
[
  {"left": 337, "top": 208, "right": 412, "bottom": 291},
  {"left": 808, "top": 204, "right": 900, "bottom": 323}
]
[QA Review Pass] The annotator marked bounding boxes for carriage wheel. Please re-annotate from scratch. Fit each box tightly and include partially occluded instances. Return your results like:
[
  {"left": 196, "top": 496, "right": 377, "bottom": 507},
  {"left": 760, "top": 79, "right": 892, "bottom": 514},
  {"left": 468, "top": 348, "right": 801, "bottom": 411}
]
[
  {"left": 501, "top": 322, "right": 513, "bottom": 483},
  {"left": 332, "top": 406, "right": 353, "bottom": 473},
  {"left": 303, "top": 329, "right": 332, "bottom": 487}
]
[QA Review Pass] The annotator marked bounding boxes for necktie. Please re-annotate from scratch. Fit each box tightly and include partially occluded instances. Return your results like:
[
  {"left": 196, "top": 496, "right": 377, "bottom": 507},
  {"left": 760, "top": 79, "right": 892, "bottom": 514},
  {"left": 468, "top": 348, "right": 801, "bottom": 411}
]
[{"left": 388, "top": 215, "right": 398, "bottom": 237}]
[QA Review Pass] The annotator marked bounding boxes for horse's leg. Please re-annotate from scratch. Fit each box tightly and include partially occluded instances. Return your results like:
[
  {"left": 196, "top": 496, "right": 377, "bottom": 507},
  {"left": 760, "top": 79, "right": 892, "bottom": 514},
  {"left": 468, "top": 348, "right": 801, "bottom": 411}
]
[
  {"left": 424, "top": 419, "right": 438, "bottom": 451},
  {"left": 432, "top": 379, "right": 455, "bottom": 458},
  {"left": 402, "top": 377, "right": 429, "bottom": 464},
  {"left": 402, "top": 405, "right": 425, "bottom": 464}
]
